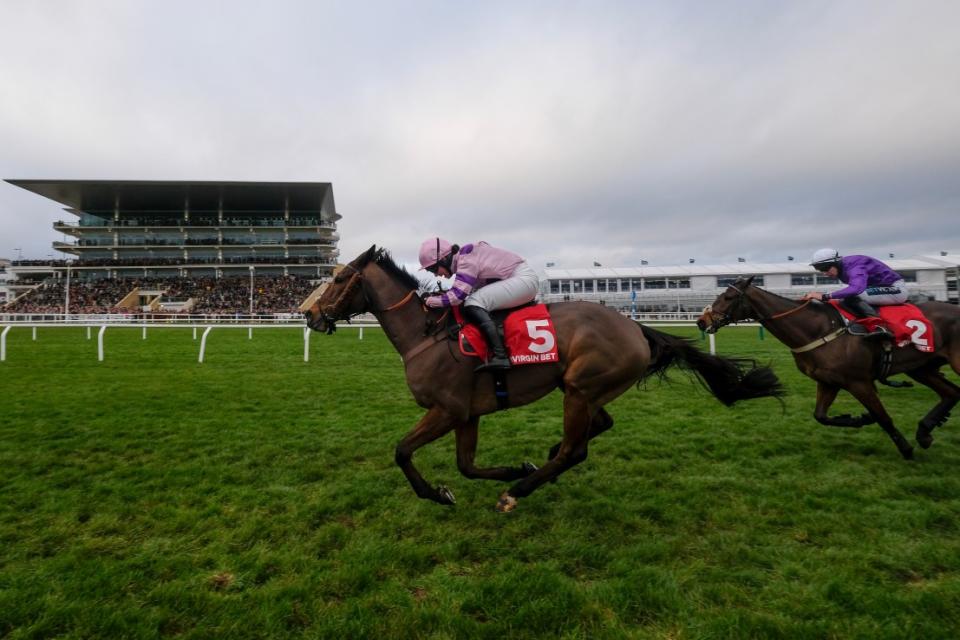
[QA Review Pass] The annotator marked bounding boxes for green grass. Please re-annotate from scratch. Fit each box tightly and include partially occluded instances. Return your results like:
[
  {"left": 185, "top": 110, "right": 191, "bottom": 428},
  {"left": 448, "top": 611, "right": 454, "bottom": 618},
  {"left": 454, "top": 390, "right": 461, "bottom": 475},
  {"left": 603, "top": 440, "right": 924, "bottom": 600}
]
[{"left": 1, "top": 325, "right": 960, "bottom": 639}]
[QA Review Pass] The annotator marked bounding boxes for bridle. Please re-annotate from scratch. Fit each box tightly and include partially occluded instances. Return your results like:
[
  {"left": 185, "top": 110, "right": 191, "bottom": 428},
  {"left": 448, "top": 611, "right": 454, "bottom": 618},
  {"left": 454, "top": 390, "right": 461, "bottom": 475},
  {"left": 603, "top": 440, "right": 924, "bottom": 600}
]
[
  {"left": 704, "top": 283, "right": 812, "bottom": 330},
  {"left": 312, "top": 257, "right": 454, "bottom": 362},
  {"left": 705, "top": 283, "right": 847, "bottom": 353},
  {"left": 314, "top": 260, "right": 421, "bottom": 332}
]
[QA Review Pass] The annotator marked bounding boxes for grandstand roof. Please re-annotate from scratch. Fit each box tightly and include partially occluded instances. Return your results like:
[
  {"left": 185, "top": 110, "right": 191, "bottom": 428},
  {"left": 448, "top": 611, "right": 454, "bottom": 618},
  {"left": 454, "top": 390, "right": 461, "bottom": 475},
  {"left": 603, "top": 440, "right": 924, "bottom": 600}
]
[
  {"left": 5, "top": 179, "right": 340, "bottom": 220},
  {"left": 544, "top": 254, "right": 960, "bottom": 279}
]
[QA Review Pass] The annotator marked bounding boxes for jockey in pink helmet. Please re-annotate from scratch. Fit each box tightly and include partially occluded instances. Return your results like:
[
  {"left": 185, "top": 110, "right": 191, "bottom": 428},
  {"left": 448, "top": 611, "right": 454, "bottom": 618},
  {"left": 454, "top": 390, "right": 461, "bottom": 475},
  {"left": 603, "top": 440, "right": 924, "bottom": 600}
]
[{"left": 418, "top": 237, "right": 540, "bottom": 371}]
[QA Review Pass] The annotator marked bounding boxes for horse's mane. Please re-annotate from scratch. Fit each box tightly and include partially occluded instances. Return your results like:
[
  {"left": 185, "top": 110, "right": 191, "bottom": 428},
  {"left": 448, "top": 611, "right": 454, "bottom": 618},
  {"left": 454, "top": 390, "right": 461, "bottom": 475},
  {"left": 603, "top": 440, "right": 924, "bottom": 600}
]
[
  {"left": 738, "top": 277, "right": 840, "bottom": 319},
  {"left": 358, "top": 246, "right": 421, "bottom": 291}
]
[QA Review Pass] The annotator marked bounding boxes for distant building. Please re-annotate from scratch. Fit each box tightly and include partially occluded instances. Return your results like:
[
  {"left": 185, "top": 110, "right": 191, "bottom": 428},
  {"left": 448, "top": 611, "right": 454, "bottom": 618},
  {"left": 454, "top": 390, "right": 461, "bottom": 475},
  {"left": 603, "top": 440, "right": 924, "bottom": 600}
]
[
  {"left": 6, "top": 180, "right": 340, "bottom": 283},
  {"left": 542, "top": 254, "right": 960, "bottom": 311},
  {"left": 0, "top": 258, "right": 10, "bottom": 305}
]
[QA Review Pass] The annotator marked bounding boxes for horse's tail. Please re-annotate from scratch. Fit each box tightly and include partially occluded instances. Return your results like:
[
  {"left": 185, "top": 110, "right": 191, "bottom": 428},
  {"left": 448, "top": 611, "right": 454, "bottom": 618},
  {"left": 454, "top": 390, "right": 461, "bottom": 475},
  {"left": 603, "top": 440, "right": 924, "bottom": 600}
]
[{"left": 639, "top": 323, "right": 784, "bottom": 406}]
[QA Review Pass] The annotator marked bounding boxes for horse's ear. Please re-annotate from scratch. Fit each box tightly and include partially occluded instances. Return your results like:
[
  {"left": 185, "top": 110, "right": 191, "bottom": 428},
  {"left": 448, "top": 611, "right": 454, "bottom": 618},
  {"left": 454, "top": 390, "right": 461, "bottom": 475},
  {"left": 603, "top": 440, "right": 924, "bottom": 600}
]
[
  {"left": 362, "top": 245, "right": 377, "bottom": 262},
  {"left": 744, "top": 275, "right": 755, "bottom": 287}
]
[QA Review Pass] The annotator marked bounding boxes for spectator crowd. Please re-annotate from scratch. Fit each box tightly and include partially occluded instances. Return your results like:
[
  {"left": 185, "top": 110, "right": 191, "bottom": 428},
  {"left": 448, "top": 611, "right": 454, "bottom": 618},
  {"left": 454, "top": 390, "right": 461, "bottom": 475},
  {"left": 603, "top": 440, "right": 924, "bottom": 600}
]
[{"left": 4, "top": 275, "right": 319, "bottom": 315}]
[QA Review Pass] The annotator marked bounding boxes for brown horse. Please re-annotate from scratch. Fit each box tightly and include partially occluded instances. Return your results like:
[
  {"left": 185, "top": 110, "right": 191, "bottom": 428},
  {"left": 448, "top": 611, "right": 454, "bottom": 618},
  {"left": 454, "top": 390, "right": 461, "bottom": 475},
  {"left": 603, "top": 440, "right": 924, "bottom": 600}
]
[
  {"left": 697, "top": 277, "right": 960, "bottom": 459},
  {"left": 305, "top": 247, "right": 783, "bottom": 511}
]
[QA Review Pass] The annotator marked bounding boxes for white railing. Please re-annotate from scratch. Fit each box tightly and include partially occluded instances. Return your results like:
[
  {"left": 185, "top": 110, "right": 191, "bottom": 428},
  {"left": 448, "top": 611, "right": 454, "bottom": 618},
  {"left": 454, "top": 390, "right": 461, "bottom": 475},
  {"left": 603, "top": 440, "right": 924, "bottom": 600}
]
[
  {"left": 0, "top": 311, "right": 748, "bottom": 365},
  {"left": 0, "top": 313, "right": 380, "bottom": 364}
]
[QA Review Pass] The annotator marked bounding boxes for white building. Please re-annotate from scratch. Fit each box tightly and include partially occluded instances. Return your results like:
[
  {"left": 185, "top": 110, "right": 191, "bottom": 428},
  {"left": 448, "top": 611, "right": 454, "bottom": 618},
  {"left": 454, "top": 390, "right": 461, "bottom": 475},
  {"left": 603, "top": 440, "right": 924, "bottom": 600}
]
[{"left": 541, "top": 254, "right": 960, "bottom": 312}]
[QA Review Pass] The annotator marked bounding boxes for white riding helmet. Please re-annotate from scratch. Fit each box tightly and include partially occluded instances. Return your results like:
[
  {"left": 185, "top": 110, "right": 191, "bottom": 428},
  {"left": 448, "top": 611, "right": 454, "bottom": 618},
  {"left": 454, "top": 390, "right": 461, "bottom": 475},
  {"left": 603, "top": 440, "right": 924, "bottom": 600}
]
[{"left": 810, "top": 248, "right": 841, "bottom": 269}]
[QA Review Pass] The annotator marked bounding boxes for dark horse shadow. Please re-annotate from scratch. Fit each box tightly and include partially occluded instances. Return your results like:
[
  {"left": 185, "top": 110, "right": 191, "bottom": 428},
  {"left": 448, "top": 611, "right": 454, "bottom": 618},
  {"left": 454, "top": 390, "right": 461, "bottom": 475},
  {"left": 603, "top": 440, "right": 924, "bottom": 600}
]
[
  {"left": 305, "top": 246, "right": 784, "bottom": 512},
  {"left": 697, "top": 277, "right": 960, "bottom": 459}
]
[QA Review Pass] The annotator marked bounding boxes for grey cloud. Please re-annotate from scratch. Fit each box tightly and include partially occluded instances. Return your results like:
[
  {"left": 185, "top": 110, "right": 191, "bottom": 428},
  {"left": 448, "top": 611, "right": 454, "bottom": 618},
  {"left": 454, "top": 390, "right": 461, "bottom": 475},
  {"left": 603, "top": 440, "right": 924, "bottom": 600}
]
[{"left": 1, "top": 1, "right": 958, "bottom": 267}]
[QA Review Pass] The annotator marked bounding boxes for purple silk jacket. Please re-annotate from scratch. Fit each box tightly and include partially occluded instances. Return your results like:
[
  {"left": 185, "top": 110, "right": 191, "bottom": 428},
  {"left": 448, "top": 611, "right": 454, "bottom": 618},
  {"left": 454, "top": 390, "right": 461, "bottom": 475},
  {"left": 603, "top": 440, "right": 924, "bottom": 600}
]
[{"left": 826, "top": 255, "right": 903, "bottom": 300}]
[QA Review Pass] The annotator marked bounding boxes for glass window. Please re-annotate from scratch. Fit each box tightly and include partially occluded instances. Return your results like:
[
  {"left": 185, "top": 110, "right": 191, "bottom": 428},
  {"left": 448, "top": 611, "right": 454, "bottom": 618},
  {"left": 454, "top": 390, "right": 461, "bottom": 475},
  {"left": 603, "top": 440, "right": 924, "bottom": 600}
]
[
  {"left": 573, "top": 280, "right": 583, "bottom": 293},
  {"left": 792, "top": 274, "right": 815, "bottom": 286},
  {"left": 550, "top": 280, "right": 560, "bottom": 294},
  {"left": 816, "top": 274, "right": 839, "bottom": 285},
  {"left": 596, "top": 279, "right": 607, "bottom": 293},
  {"left": 899, "top": 270, "right": 917, "bottom": 283},
  {"left": 583, "top": 280, "right": 594, "bottom": 293},
  {"left": 560, "top": 281, "right": 571, "bottom": 293},
  {"left": 668, "top": 278, "right": 691, "bottom": 289},
  {"left": 645, "top": 278, "right": 666, "bottom": 289}
]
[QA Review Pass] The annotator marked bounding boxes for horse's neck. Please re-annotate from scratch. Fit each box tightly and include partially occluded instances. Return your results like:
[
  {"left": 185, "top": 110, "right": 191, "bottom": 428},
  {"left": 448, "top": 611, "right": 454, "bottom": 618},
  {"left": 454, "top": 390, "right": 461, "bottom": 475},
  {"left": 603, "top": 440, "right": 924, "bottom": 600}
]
[
  {"left": 369, "top": 283, "right": 433, "bottom": 356},
  {"left": 747, "top": 289, "right": 837, "bottom": 348}
]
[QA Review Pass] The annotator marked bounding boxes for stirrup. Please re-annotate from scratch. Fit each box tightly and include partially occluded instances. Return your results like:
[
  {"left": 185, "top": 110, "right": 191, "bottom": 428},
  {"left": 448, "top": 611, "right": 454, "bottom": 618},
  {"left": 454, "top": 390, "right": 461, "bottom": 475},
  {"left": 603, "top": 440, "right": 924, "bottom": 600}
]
[
  {"left": 863, "top": 326, "right": 893, "bottom": 341},
  {"left": 846, "top": 323, "right": 869, "bottom": 336},
  {"left": 475, "top": 356, "right": 511, "bottom": 372}
]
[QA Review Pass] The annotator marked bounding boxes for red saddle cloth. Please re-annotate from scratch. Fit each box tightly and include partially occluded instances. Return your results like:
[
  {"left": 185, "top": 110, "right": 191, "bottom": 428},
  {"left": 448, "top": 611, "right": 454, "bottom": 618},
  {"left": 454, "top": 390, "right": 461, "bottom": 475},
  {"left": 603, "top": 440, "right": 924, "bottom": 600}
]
[
  {"left": 828, "top": 301, "right": 934, "bottom": 353},
  {"left": 453, "top": 304, "right": 560, "bottom": 365}
]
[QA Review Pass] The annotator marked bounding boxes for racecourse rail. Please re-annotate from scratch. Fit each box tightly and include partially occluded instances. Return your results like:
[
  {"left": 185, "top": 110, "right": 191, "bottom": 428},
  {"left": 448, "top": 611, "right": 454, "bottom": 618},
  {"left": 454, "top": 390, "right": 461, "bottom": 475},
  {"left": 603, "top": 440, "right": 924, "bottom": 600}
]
[{"left": 0, "top": 311, "right": 748, "bottom": 363}]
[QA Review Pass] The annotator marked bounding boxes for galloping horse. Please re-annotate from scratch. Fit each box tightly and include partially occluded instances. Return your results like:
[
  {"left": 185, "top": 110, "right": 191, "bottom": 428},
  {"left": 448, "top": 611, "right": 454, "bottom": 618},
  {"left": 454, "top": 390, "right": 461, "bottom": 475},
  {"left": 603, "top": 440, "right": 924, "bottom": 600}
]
[
  {"left": 305, "top": 247, "right": 783, "bottom": 511},
  {"left": 697, "top": 277, "right": 960, "bottom": 459}
]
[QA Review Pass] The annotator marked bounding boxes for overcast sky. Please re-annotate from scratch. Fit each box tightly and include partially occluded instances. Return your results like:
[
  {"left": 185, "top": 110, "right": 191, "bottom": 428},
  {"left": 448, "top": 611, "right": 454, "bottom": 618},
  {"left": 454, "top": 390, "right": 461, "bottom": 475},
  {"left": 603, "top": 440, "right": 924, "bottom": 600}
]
[{"left": 1, "top": 1, "right": 958, "bottom": 269}]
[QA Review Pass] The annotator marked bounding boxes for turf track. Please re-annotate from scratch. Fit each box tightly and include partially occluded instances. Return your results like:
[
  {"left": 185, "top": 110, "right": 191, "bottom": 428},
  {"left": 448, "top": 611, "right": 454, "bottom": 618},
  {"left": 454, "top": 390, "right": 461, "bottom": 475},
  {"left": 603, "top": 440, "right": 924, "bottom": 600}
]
[{"left": 1, "top": 325, "right": 959, "bottom": 639}]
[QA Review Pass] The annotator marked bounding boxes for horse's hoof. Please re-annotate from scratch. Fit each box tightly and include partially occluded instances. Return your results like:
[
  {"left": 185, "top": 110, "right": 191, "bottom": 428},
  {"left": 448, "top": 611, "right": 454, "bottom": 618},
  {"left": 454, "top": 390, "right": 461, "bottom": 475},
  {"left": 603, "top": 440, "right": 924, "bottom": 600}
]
[
  {"left": 495, "top": 492, "right": 518, "bottom": 513},
  {"left": 916, "top": 427, "right": 934, "bottom": 449},
  {"left": 521, "top": 461, "right": 538, "bottom": 476},
  {"left": 436, "top": 485, "right": 456, "bottom": 505}
]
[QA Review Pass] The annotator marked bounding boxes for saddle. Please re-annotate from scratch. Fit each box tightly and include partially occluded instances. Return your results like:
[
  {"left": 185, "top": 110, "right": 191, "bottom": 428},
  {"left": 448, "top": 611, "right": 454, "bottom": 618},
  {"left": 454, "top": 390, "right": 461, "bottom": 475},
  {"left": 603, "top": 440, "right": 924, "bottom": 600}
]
[
  {"left": 452, "top": 302, "right": 559, "bottom": 365},
  {"left": 828, "top": 301, "right": 934, "bottom": 353}
]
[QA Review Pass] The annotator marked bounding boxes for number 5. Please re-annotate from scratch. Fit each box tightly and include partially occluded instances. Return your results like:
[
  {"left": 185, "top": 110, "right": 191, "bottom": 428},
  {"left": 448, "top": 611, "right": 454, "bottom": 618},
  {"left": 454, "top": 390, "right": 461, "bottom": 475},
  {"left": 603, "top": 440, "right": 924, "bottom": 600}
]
[{"left": 526, "top": 319, "right": 555, "bottom": 354}]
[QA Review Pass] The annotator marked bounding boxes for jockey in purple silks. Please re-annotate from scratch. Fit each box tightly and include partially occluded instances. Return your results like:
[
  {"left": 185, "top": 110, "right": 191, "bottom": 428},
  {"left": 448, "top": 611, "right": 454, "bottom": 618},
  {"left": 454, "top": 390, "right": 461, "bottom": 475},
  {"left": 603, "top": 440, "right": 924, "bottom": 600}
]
[
  {"left": 801, "top": 248, "right": 907, "bottom": 338},
  {"left": 419, "top": 237, "right": 540, "bottom": 371}
]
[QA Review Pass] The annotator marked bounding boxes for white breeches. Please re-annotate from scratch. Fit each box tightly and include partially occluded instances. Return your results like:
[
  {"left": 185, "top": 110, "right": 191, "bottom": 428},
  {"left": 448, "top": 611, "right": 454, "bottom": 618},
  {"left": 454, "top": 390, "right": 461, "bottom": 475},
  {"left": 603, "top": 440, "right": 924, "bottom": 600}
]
[{"left": 464, "top": 262, "right": 540, "bottom": 311}]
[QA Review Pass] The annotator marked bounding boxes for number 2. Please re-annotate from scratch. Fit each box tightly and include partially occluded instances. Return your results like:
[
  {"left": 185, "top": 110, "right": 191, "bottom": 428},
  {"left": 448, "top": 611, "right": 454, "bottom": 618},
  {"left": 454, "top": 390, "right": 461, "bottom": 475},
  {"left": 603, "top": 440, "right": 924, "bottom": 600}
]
[{"left": 905, "top": 320, "right": 928, "bottom": 347}]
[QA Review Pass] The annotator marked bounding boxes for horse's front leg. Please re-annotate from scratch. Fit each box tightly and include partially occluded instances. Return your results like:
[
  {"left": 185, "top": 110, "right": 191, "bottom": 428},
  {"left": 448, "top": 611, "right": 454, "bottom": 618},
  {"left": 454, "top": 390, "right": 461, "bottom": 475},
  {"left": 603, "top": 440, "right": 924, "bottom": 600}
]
[
  {"left": 455, "top": 417, "right": 538, "bottom": 481},
  {"left": 813, "top": 381, "right": 875, "bottom": 428},
  {"left": 395, "top": 407, "right": 457, "bottom": 505},
  {"left": 847, "top": 380, "right": 914, "bottom": 460}
]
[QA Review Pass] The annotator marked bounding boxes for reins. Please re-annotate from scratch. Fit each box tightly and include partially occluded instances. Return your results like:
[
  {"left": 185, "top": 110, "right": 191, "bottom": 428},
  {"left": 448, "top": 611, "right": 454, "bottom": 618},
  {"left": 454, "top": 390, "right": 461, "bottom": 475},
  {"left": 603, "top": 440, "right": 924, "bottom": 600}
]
[
  {"left": 712, "top": 286, "right": 844, "bottom": 353},
  {"left": 320, "top": 260, "right": 451, "bottom": 363},
  {"left": 767, "top": 299, "right": 811, "bottom": 320}
]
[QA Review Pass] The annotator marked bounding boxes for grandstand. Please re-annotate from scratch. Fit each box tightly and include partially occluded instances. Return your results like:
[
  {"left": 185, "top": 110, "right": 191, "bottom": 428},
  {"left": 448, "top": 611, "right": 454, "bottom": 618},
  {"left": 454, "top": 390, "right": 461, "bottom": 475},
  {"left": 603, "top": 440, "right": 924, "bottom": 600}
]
[
  {"left": 3, "top": 180, "right": 338, "bottom": 314},
  {"left": 541, "top": 254, "right": 960, "bottom": 312}
]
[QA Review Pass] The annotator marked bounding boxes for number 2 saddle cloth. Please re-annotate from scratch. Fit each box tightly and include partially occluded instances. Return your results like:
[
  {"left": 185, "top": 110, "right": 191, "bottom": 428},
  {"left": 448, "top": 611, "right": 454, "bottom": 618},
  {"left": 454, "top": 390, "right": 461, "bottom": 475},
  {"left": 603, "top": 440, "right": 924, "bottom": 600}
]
[
  {"left": 452, "top": 303, "right": 560, "bottom": 365},
  {"left": 828, "top": 301, "right": 935, "bottom": 353}
]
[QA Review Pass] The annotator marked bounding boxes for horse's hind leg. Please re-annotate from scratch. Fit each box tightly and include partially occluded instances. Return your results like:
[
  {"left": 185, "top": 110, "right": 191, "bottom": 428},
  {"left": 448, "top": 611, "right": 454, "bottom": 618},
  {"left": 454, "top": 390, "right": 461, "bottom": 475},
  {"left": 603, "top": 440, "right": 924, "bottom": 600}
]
[
  {"left": 847, "top": 381, "right": 914, "bottom": 460},
  {"left": 455, "top": 417, "right": 538, "bottom": 481},
  {"left": 907, "top": 364, "right": 960, "bottom": 449},
  {"left": 814, "top": 381, "right": 875, "bottom": 428},
  {"left": 496, "top": 389, "right": 593, "bottom": 512},
  {"left": 547, "top": 407, "right": 614, "bottom": 461},
  {"left": 395, "top": 407, "right": 458, "bottom": 505}
]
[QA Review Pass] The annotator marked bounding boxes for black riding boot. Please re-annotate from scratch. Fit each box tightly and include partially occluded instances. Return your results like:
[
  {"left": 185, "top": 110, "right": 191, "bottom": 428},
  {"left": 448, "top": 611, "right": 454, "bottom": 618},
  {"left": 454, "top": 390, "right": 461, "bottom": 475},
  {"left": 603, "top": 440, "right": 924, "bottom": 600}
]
[
  {"left": 840, "top": 296, "right": 890, "bottom": 339},
  {"left": 463, "top": 305, "right": 511, "bottom": 371}
]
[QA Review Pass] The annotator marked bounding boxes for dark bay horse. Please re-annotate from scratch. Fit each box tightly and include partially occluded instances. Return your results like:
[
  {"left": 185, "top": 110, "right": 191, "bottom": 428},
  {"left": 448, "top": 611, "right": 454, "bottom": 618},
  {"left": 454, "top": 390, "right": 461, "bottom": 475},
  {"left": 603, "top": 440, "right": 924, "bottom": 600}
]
[
  {"left": 305, "top": 247, "right": 783, "bottom": 511},
  {"left": 697, "top": 277, "right": 960, "bottom": 459}
]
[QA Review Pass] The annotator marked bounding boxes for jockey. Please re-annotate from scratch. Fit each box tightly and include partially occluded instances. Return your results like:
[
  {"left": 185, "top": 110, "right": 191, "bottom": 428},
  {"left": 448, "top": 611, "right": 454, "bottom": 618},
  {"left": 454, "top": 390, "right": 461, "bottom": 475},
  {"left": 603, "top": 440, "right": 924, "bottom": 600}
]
[
  {"left": 419, "top": 237, "right": 540, "bottom": 371},
  {"left": 800, "top": 248, "right": 908, "bottom": 337}
]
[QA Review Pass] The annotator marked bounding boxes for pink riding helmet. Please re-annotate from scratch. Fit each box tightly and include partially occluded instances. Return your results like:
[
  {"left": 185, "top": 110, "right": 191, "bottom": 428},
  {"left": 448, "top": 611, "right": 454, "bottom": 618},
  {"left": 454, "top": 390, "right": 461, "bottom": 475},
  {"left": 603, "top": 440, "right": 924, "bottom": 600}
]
[{"left": 418, "top": 237, "right": 455, "bottom": 270}]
